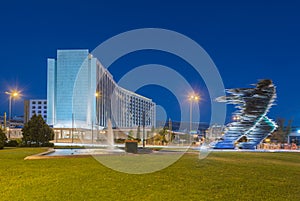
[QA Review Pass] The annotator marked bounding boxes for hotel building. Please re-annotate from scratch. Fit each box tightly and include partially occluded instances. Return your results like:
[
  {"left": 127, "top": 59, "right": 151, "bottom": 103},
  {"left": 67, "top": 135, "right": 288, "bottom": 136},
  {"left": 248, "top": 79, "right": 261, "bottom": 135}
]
[{"left": 47, "top": 50, "right": 156, "bottom": 133}]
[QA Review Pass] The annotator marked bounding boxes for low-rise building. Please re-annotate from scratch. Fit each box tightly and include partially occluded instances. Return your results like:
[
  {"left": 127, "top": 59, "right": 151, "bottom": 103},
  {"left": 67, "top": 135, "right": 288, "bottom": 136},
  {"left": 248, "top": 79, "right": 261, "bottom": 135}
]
[
  {"left": 24, "top": 99, "right": 47, "bottom": 123},
  {"left": 288, "top": 130, "right": 300, "bottom": 145}
]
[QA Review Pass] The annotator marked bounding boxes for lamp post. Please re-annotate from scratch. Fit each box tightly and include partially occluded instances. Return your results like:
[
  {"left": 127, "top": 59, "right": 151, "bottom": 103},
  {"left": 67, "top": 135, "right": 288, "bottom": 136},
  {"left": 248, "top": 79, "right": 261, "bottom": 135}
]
[
  {"left": 94, "top": 91, "right": 100, "bottom": 144},
  {"left": 142, "top": 111, "right": 146, "bottom": 148},
  {"left": 232, "top": 115, "right": 241, "bottom": 121},
  {"left": 188, "top": 94, "right": 200, "bottom": 144},
  {"left": 71, "top": 113, "right": 74, "bottom": 143},
  {"left": 5, "top": 90, "right": 21, "bottom": 139}
]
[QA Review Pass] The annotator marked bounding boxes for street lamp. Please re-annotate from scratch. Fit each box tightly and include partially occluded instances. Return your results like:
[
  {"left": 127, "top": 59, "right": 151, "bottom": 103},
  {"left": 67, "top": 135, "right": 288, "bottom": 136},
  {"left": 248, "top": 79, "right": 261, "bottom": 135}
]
[
  {"left": 232, "top": 115, "right": 241, "bottom": 121},
  {"left": 188, "top": 94, "right": 200, "bottom": 133},
  {"left": 92, "top": 91, "right": 101, "bottom": 144},
  {"left": 5, "top": 90, "right": 21, "bottom": 139}
]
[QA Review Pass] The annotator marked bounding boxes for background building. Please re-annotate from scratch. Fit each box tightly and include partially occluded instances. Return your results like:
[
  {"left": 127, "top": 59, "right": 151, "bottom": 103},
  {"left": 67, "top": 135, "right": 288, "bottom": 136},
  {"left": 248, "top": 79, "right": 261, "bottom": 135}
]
[
  {"left": 47, "top": 49, "right": 156, "bottom": 131},
  {"left": 288, "top": 130, "right": 300, "bottom": 145},
  {"left": 24, "top": 99, "right": 47, "bottom": 123}
]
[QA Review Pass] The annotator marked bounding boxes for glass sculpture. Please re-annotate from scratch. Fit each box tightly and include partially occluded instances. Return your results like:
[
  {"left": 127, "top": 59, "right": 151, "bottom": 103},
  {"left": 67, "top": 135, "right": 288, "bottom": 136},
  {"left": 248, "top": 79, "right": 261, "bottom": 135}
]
[{"left": 212, "top": 79, "right": 277, "bottom": 149}]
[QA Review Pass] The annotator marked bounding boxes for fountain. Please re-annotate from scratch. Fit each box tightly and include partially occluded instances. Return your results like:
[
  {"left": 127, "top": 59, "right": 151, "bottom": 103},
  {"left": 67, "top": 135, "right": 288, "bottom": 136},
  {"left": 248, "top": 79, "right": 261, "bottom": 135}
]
[{"left": 39, "top": 119, "right": 124, "bottom": 157}]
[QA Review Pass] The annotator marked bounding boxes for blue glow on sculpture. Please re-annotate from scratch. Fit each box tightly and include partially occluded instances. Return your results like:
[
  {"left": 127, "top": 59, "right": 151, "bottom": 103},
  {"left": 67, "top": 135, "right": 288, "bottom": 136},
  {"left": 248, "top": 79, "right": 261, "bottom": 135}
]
[{"left": 212, "top": 79, "right": 277, "bottom": 149}]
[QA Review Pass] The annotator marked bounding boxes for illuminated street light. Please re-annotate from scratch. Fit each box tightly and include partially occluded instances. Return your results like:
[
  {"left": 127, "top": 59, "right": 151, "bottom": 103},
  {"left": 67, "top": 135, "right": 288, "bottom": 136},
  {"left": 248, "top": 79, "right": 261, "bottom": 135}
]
[
  {"left": 5, "top": 90, "right": 21, "bottom": 139},
  {"left": 93, "top": 91, "right": 101, "bottom": 144},
  {"left": 232, "top": 115, "right": 241, "bottom": 121},
  {"left": 188, "top": 93, "right": 200, "bottom": 133}
]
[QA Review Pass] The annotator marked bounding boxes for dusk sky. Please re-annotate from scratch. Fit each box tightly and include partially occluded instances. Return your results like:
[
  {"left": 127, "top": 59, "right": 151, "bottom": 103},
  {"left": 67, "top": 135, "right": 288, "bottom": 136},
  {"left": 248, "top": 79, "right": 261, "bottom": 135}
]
[{"left": 0, "top": 0, "right": 299, "bottom": 125}]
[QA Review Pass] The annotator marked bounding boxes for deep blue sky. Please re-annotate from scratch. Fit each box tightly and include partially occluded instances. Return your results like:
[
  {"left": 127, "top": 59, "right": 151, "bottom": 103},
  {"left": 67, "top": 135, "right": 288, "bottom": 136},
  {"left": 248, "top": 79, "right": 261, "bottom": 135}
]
[{"left": 0, "top": 0, "right": 299, "bottom": 125}]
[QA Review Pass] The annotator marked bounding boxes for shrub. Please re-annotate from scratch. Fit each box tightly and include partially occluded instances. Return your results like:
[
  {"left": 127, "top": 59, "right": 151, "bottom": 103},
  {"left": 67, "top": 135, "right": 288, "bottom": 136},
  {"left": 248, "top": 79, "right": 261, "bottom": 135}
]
[
  {"left": 0, "top": 129, "right": 7, "bottom": 149},
  {"left": 115, "top": 138, "right": 126, "bottom": 144},
  {"left": 5, "top": 140, "right": 19, "bottom": 147},
  {"left": 42, "top": 142, "right": 54, "bottom": 147},
  {"left": 20, "top": 142, "right": 54, "bottom": 147}
]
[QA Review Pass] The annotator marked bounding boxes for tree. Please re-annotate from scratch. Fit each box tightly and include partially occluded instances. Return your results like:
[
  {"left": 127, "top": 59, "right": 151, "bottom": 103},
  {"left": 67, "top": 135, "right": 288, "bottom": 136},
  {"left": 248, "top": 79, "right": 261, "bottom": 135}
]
[
  {"left": 22, "top": 114, "right": 54, "bottom": 146},
  {"left": 154, "top": 133, "right": 162, "bottom": 145},
  {"left": 151, "top": 126, "right": 155, "bottom": 134},
  {"left": 136, "top": 126, "right": 141, "bottom": 141},
  {"left": 270, "top": 118, "right": 293, "bottom": 143},
  {"left": 159, "top": 127, "right": 169, "bottom": 145},
  {"left": 127, "top": 130, "right": 134, "bottom": 140},
  {"left": 0, "top": 128, "right": 7, "bottom": 149}
]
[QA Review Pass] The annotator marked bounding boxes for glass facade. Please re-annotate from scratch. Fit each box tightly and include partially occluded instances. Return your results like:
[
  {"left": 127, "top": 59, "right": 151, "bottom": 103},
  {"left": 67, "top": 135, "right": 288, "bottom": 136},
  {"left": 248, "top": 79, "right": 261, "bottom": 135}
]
[
  {"left": 47, "top": 58, "right": 56, "bottom": 125},
  {"left": 47, "top": 49, "right": 156, "bottom": 129}
]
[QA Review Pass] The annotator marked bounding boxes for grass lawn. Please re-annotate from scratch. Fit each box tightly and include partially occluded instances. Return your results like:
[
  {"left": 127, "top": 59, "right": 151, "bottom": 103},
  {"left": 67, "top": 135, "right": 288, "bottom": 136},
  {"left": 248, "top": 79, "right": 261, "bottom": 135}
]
[{"left": 0, "top": 148, "right": 299, "bottom": 201}]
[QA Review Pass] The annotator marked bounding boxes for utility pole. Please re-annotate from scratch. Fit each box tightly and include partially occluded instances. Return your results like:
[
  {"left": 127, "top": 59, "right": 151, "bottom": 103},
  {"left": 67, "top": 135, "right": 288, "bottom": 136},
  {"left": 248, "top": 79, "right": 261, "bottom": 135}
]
[
  {"left": 142, "top": 111, "right": 145, "bottom": 148},
  {"left": 4, "top": 112, "right": 6, "bottom": 133},
  {"left": 169, "top": 118, "right": 172, "bottom": 143},
  {"left": 71, "top": 113, "right": 74, "bottom": 143},
  {"left": 91, "top": 121, "right": 94, "bottom": 144}
]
